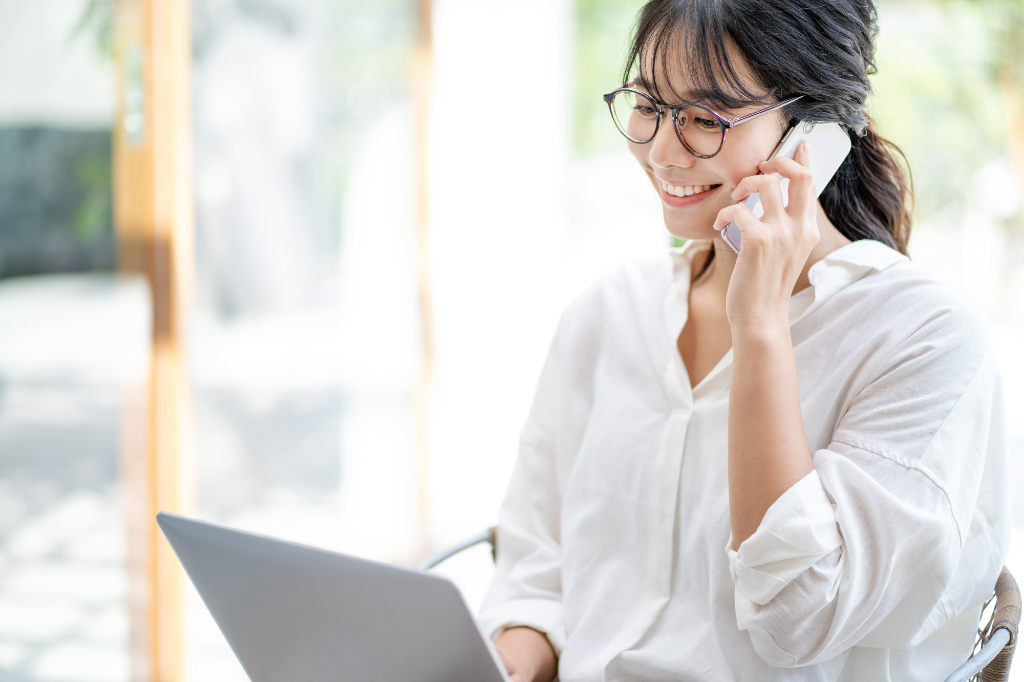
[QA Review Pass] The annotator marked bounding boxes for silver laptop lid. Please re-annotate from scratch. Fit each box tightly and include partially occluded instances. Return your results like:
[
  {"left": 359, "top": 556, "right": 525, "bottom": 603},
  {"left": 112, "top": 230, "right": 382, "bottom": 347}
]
[{"left": 157, "top": 512, "right": 509, "bottom": 682}]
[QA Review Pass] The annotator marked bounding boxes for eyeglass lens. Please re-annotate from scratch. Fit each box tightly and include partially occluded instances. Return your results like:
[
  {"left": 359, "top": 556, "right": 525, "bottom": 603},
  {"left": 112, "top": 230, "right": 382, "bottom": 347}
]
[{"left": 609, "top": 90, "right": 725, "bottom": 157}]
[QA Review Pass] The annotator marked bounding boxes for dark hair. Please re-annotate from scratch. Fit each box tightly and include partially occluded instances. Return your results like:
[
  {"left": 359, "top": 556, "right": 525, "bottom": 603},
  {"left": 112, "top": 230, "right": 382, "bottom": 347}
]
[{"left": 624, "top": 0, "right": 912, "bottom": 256}]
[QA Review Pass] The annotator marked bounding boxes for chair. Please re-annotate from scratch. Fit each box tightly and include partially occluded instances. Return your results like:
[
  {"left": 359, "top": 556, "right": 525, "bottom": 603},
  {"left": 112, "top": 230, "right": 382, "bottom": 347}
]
[
  {"left": 944, "top": 567, "right": 1020, "bottom": 682},
  {"left": 418, "top": 527, "right": 496, "bottom": 571},
  {"left": 419, "top": 529, "right": 1020, "bottom": 681}
]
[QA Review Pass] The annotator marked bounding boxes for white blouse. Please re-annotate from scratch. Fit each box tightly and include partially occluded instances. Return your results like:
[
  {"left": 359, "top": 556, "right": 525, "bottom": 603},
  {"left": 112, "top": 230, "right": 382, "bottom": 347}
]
[{"left": 478, "top": 239, "right": 1010, "bottom": 682}]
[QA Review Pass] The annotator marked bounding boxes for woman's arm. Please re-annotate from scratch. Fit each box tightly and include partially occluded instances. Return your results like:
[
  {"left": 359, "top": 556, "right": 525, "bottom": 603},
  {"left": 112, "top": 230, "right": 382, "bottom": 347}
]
[
  {"left": 713, "top": 143, "right": 819, "bottom": 548},
  {"left": 726, "top": 332, "right": 1003, "bottom": 665},
  {"left": 495, "top": 627, "right": 558, "bottom": 682},
  {"left": 713, "top": 145, "right": 1008, "bottom": 666},
  {"left": 728, "top": 323, "right": 813, "bottom": 547}
]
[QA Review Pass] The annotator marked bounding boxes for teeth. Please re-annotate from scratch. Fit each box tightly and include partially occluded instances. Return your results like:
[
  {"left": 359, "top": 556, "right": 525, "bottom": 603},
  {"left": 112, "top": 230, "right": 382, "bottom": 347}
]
[{"left": 662, "top": 182, "right": 714, "bottom": 197}]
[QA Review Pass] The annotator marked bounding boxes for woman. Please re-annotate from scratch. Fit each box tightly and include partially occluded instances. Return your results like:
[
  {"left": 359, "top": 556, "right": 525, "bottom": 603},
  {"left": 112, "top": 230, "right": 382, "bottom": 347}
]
[{"left": 478, "top": 0, "right": 1010, "bottom": 681}]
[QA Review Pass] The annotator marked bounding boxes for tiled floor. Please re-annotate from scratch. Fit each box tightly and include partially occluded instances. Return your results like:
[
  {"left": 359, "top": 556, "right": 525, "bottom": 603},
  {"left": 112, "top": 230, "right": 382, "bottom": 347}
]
[
  {"left": 0, "top": 272, "right": 431, "bottom": 682},
  {"left": 0, "top": 382, "right": 127, "bottom": 682}
]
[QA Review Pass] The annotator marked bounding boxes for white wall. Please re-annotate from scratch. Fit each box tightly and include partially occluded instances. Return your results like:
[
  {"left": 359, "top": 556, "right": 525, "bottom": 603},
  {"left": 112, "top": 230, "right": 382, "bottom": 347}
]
[
  {"left": 425, "top": 0, "right": 575, "bottom": 549},
  {"left": 423, "top": 0, "right": 669, "bottom": 599}
]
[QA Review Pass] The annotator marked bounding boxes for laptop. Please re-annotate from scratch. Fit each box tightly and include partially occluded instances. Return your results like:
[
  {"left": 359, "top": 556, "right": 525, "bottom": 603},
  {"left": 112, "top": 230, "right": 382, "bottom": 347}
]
[{"left": 156, "top": 512, "right": 511, "bottom": 682}]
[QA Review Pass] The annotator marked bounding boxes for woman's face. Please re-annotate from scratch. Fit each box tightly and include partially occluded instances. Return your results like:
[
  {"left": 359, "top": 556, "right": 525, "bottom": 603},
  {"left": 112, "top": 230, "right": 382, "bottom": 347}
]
[{"left": 627, "top": 65, "right": 788, "bottom": 241}]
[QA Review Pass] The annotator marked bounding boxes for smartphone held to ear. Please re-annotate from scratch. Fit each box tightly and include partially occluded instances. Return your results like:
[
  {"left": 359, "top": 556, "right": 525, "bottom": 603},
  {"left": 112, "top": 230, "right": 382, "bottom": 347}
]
[{"left": 721, "top": 121, "right": 852, "bottom": 254}]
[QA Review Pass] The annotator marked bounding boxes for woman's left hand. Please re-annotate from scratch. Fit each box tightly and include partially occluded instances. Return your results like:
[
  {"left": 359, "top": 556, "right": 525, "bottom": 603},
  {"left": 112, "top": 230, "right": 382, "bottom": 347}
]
[{"left": 712, "top": 141, "right": 819, "bottom": 334}]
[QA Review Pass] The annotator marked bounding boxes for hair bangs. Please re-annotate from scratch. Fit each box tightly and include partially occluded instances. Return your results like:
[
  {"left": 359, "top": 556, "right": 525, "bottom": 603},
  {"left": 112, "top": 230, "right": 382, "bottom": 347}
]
[{"left": 624, "top": 0, "right": 775, "bottom": 113}]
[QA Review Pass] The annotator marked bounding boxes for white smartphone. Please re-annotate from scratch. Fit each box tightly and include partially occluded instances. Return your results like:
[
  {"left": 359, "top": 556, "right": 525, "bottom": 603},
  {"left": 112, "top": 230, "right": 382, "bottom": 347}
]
[{"left": 721, "top": 121, "right": 852, "bottom": 253}]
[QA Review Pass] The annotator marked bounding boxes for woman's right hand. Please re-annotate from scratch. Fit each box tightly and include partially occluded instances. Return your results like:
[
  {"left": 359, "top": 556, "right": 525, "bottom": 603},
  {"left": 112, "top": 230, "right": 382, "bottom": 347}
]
[
  {"left": 495, "top": 645, "right": 526, "bottom": 682},
  {"left": 494, "top": 627, "right": 558, "bottom": 682}
]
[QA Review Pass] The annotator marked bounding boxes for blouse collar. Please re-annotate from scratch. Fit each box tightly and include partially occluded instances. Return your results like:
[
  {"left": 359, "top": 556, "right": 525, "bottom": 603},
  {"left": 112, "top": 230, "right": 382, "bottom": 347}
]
[
  {"left": 669, "top": 238, "right": 908, "bottom": 322},
  {"left": 663, "top": 238, "right": 909, "bottom": 399}
]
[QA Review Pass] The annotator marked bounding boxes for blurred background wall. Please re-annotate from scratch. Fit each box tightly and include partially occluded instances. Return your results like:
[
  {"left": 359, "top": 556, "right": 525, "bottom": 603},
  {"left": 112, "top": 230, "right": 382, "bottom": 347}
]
[{"left": 0, "top": 0, "right": 1022, "bottom": 680}]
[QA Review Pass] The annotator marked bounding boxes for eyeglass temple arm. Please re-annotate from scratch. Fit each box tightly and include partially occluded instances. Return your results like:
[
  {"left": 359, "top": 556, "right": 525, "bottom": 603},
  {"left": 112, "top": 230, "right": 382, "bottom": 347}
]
[{"left": 723, "top": 95, "right": 804, "bottom": 128}]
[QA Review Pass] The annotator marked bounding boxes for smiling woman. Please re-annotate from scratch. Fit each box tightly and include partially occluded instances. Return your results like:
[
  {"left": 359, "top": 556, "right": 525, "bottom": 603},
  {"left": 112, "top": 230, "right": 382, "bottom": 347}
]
[{"left": 478, "top": 1, "right": 1009, "bottom": 682}]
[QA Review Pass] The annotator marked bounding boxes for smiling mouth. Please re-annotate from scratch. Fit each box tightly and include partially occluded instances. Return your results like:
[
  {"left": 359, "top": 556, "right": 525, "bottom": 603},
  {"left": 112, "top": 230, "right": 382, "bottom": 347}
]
[{"left": 661, "top": 182, "right": 721, "bottom": 198}]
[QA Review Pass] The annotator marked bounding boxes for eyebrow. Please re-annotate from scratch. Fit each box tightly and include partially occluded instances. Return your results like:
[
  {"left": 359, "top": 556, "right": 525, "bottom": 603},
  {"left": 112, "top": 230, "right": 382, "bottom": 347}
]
[
  {"left": 634, "top": 76, "right": 769, "bottom": 119},
  {"left": 630, "top": 77, "right": 710, "bottom": 110}
]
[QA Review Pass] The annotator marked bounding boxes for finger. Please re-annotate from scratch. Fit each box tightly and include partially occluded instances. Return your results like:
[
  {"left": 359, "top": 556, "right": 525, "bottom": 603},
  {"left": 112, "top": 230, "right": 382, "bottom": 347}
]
[
  {"left": 713, "top": 202, "right": 762, "bottom": 233},
  {"left": 794, "top": 139, "right": 811, "bottom": 168},
  {"left": 730, "top": 174, "right": 785, "bottom": 219},
  {"left": 495, "top": 649, "right": 514, "bottom": 675},
  {"left": 758, "top": 146, "right": 816, "bottom": 218},
  {"left": 757, "top": 142, "right": 811, "bottom": 175}
]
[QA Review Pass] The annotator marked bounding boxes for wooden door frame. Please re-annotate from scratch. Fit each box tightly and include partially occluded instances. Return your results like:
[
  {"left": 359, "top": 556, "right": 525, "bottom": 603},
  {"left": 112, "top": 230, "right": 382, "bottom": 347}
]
[
  {"left": 113, "top": 1, "right": 193, "bottom": 680},
  {"left": 112, "top": 0, "right": 435, "bottom": 677}
]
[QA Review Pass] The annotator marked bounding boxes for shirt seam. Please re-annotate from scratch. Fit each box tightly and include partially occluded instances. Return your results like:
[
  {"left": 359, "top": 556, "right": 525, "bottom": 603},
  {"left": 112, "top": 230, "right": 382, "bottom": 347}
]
[
  {"left": 918, "top": 343, "right": 988, "bottom": 466},
  {"left": 823, "top": 269, "right": 953, "bottom": 427},
  {"left": 828, "top": 311, "right": 989, "bottom": 548},
  {"left": 915, "top": 343, "right": 989, "bottom": 547},
  {"left": 830, "top": 432, "right": 964, "bottom": 547}
]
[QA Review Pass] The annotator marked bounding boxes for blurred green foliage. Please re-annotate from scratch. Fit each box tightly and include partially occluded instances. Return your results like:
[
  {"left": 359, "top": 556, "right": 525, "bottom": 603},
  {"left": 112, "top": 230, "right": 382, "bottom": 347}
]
[
  {"left": 0, "top": 0, "right": 117, "bottom": 278},
  {"left": 323, "top": 0, "right": 415, "bottom": 83},
  {"left": 318, "top": 0, "right": 416, "bottom": 236},
  {"left": 871, "top": 1, "right": 1016, "bottom": 224},
  {"left": 187, "top": 0, "right": 416, "bottom": 260},
  {"left": 574, "top": 0, "right": 646, "bottom": 157},
  {"left": 73, "top": 154, "right": 113, "bottom": 243},
  {"left": 0, "top": 0, "right": 120, "bottom": 278},
  {"left": 72, "top": 0, "right": 115, "bottom": 60},
  {"left": 0, "top": 129, "right": 115, "bottom": 278},
  {"left": 969, "top": 0, "right": 1024, "bottom": 93}
]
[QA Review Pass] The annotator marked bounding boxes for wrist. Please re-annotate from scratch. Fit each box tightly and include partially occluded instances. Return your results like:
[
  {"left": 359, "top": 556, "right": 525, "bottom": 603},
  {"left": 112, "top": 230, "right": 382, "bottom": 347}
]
[
  {"left": 730, "top": 312, "right": 791, "bottom": 344},
  {"left": 495, "top": 627, "right": 556, "bottom": 682}
]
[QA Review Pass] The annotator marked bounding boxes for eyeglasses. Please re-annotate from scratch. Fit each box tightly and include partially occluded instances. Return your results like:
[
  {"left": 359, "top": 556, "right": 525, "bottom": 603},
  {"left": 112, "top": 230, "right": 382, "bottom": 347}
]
[{"left": 602, "top": 87, "right": 803, "bottom": 159}]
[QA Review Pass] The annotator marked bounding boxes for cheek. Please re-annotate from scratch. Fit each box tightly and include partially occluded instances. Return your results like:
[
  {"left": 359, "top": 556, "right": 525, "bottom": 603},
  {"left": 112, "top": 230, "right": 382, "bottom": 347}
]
[
  {"left": 717, "top": 125, "right": 787, "bottom": 186},
  {"left": 627, "top": 139, "right": 650, "bottom": 169},
  {"left": 716, "top": 149, "right": 763, "bottom": 189}
]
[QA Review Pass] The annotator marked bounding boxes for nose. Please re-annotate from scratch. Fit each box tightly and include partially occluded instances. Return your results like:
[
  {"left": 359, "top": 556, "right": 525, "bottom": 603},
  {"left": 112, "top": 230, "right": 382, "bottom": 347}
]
[{"left": 647, "top": 116, "right": 697, "bottom": 171}]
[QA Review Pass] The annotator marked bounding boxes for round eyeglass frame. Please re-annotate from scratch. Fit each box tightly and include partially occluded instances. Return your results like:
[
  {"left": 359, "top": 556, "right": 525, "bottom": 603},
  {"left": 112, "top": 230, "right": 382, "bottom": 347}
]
[{"left": 602, "top": 88, "right": 804, "bottom": 159}]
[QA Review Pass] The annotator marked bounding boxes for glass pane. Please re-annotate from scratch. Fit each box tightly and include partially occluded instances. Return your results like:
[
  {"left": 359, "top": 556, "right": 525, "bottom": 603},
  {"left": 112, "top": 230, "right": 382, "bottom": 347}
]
[
  {"left": 0, "top": 1, "right": 134, "bottom": 681},
  {"left": 187, "top": 0, "right": 417, "bottom": 678}
]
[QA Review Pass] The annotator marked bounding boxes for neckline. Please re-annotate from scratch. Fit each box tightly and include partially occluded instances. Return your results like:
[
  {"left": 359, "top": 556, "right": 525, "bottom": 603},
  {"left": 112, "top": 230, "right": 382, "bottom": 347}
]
[{"left": 665, "top": 245, "right": 823, "bottom": 400}]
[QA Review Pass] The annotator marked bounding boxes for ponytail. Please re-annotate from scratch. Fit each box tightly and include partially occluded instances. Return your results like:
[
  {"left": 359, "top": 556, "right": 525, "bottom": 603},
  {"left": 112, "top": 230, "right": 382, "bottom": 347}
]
[{"left": 819, "top": 120, "right": 913, "bottom": 255}]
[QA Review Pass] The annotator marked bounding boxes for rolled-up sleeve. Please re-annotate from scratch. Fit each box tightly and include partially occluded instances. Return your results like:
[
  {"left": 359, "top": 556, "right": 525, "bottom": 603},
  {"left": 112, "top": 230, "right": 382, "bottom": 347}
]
[
  {"left": 725, "top": 310, "right": 1009, "bottom": 667},
  {"left": 726, "top": 469, "right": 843, "bottom": 607}
]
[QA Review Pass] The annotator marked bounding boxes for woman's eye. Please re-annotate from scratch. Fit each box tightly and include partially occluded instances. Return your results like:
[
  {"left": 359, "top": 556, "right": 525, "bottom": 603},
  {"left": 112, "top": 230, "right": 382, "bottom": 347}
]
[
  {"left": 695, "top": 117, "right": 718, "bottom": 130},
  {"left": 634, "top": 105, "right": 657, "bottom": 117}
]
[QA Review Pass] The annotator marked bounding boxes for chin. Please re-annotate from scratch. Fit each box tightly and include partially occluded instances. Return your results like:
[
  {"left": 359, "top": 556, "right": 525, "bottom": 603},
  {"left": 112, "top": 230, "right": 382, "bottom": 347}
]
[{"left": 662, "top": 216, "right": 719, "bottom": 244}]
